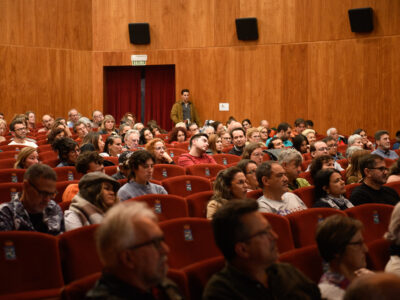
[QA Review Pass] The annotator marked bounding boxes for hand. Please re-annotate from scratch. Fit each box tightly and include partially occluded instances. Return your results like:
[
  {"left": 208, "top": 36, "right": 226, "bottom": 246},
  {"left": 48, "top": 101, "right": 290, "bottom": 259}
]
[
  {"left": 162, "top": 152, "right": 173, "bottom": 163},
  {"left": 354, "top": 268, "right": 374, "bottom": 277}
]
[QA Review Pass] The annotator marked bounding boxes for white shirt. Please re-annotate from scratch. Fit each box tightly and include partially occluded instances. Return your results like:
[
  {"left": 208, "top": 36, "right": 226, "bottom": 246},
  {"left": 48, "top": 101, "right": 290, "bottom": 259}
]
[
  {"left": 8, "top": 140, "right": 38, "bottom": 148},
  {"left": 257, "top": 192, "right": 307, "bottom": 216}
]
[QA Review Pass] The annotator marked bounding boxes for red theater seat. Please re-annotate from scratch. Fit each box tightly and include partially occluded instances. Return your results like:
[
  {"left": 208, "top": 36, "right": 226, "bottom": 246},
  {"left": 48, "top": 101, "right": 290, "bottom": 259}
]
[
  {"left": 287, "top": 208, "right": 347, "bottom": 248},
  {"left": 0, "top": 182, "right": 23, "bottom": 204},
  {"left": 0, "top": 168, "right": 25, "bottom": 183},
  {"left": 162, "top": 175, "right": 212, "bottom": 198},
  {"left": 159, "top": 218, "right": 221, "bottom": 269},
  {"left": 366, "top": 238, "right": 391, "bottom": 271},
  {"left": 247, "top": 189, "right": 263, "bottom": 200},
  {"left": 212, "top": 153, "right": 241, "bottom": 166},
  {"left": 185, "top": 163, "right": 225, "bottom": 179},
  {"left": 292, "top": 185, "right": 315, "bottom": 208},
  {"left": 152, "top": 164, "right": 185, "bottom": 181},
  {"left": 261, "top": 213, "right": 295, "bottom": 253},
  {"left": 0, "top": 231, "right": 64, "bottom": 298},
  {"left": 0, "top": 158, "right": 17, "bottom": 169},
  {"left": 344, "top": 183, "right": 361, "bottom": 199},
  {"left": 61, "top": 272, "right": 101, "bottom": 300},
  {"left": 186, "top": 190, "right": 214, "bottom": 218}
]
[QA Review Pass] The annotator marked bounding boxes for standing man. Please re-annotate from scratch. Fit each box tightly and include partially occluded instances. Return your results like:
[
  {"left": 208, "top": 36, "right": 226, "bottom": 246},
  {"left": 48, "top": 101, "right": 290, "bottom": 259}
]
[
  {"left": 86, "top": 201, "right": 182, "bottom": 299},
  {"left": 203, "top": 199, "right": 320, "bottom": 299},
  {"left": 177, "top": 133, "right": 216, "bottom": 167},
  {"left": 0, "top": 164, "right": 63, "bottom": 235},
  {"left": 170, "top": 89, "right": 200, "bottom": 126}
]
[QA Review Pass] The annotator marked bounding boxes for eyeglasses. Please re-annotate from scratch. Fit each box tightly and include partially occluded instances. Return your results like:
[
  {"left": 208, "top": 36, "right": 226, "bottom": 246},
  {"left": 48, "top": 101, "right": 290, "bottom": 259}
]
[
  {"left": 155, "top": 146, "right": 166, "bottom": 151},
  {"left": 369, "top": 167, "right": 388, "bottom": 172},
  {"left": 251, "top": 152, "right": 264, "bottom": 157},
  {"left": 128, "top": 236, "right": 165, "bottom": 251},
  {"left": 241, "top": 227, "right": 275, "bottom": 242},
  {"left": 29, "top": 181, "right": 57, "bottom": 198},
  {"left": 317, "top": 147, "right": 329, "bottom": 151}
]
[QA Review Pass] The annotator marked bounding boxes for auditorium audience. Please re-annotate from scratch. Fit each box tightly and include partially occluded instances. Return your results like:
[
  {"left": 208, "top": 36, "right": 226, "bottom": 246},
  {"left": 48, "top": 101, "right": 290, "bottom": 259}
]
[
  {"left": 266, "top": 122, "right": 293, "bottom": 147},
  {"left": 327, "top": 127, "right": 347, "bottom": 145},
  {"left": 52, "top": 137, "right": 80, "bottom": 167},
  {"left": 246, "top": 127, "right": 261, "bottom": 143},
  {"left": 139, "top": 127, "right": 154, "bottom": 145},
  {"left": 169, "top": 126, "right": 187, "bottom": 143},
  {"left": 177, "top": 133, "right": 216, "bottom": 167},
  {"left": 313, "top": 169, "right": 353, "bottom": 209},
  {"left": 37, "top": 114, "right": 54, "bottom": 133},
  {"left": 203, "top": 199, "right": 320, "bottom": 299},
  {"left": 92, "top": 110, "right": 104, "bottom": 128},
  {"left": 350, "top": 154, "right": 400, "bottom": 206},
  {"left": 145, "top": 138, "right": 174, "bottom": 164},
  {"left": 117, "top": 150, "right": 167, "bottom": 201},
  {"left": 259, "top": 126, "right": 269, "bottom": 144},
  {"left": 309, "top": 141, "right": 343, "bottom": 171},
  {"left": 278, "top": 149, "right": 310, "bottom": 191},
  {"left": 323, "top": 136, "right": 345, "bottom": 161},
  {"left": 302, "top": 128, "right": 317, "bottom": 145},
  {"left": 242, "top": 142, "right": 264, "bottom": 166},
  {"left": 67, "top": 108, "right": 80, "bottom": 128},
  {"left": 73, "top": 120, "right": 89, "bottom": 143},
  {"left": 241, "top": 118, "right": 252, "bottom": 131},
  {"left": 347, "top": 134, "right": 363, "bottom": 149},
  {"left": 14, "top": 147, "right": 39, "bottom": 169},
  {"left": 124, "top": 129, "right": 140, "bottom": 151},
  {"left": 256, "top": 161, "right": 306, "bottom": 215},
  {"left": 309, "top": 155, "right": 335, "bottom": 182},
  {"left": 345, "top": 149, "right": 370, "bottom": 184},
  {"left": 236, "top": 159, "right": 259, "bottom": 191},
  {"left": 353, "top": 128, "right": 374, "bottom": 150},
  {"left": 372, "top": 130, "right": 399, "bottom": 159},
  {"left": 47, "top": 127, "right": 66, "bottom": 145},
  {"left": 293, "top": 118, "right": 306, "bottom": 137},
  {"left": 292, "top": 134, "right": 309, "bottom": 154},
  {"left": 25, "top": 111, "right": 36, "bottom": 130},
  {"left": 207, "top": 167, "right": 248, "bottom": 219},
  {"left": 64, "top": 172, "right": 119, "bottom": 231},
  {"left": 0, "top": 164, "right": 63, "bottom": 234},
  {"left": 316, "top": 215, "right": 370, "bottom": 299},
  {"left": 81, "top": 132, "right": 105, "bottom": 154},
  {"left": 267, "top": 137, "right": 284, "bottom": 149},
  {"left": 220, "top": 131, "right": 232, "bottom": 148}
]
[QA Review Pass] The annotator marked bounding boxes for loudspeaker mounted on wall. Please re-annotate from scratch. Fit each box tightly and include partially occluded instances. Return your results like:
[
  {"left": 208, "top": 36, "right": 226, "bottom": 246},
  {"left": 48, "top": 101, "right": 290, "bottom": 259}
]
[
  {"left": 235, "top": 18, "right": 258, "bottom": 41},
  {"left": 128, "top": 23, "right": 150, "bottom": 45},
  {"left": 348, "top": 7, "right": 374, "bottom": 33}
]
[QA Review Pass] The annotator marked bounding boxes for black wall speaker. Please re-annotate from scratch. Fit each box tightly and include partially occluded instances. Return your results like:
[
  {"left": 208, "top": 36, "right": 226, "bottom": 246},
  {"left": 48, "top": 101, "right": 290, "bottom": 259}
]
[
  {"left": 235, "top": 18, "right": 258, "bottom": 41},
  {"left": 128, "top": 23, "right": 150, "bottom": 44},
  {"left": 348, "top": 7, "right": 373, "bottom": 33}
]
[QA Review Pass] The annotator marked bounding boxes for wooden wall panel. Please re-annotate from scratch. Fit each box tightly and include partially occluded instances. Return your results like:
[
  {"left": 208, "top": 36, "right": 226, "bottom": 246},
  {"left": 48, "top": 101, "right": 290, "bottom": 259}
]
[{"left": 0, "top": 0, "right": 92, "bottom": 49}]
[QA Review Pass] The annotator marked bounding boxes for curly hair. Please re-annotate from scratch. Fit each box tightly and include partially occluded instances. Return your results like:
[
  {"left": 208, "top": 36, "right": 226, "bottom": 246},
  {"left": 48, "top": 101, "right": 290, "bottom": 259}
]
[
  {"left": 211, "top": 167, "right": 243, "bottom": 204},
  {"left": 51, "top": 137, "right": 78, "bottom": 161},
  {"left": 169, "top": 127, "right": 187, "bottom": 143}
]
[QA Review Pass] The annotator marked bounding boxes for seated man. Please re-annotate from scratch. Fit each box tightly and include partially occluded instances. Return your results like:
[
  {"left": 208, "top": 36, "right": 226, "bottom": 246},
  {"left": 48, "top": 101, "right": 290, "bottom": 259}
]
[
  {"left": 0, "top": 164, "right": 63, "bottom": 235},
  {"left": 62, "top": 151, "right": 105, "bottom": 202},
  {"left": 118, "top": 150, "right": 167, "bottom": 200},
  {"left": 67, "top": 108, "right": 80, "bottom": 128},
  {"left": 278, "top": 149, "right": 310, "bottom": 191},
  {"left": 266, "top": 122, "right": 293, "bottom": 147},
  {"left": 371, "top": 130, "right": 399, "bottom": 160},
  {"left": 37, "top": 114, "right": 54, "bottom": 133},
  {"left": 203, "top": 199, "right": 320, "bottom": 299},
  {"left": 228, "top": 128, "right": 246, "bottom": 156},
  {"left": 307, "top": 141, "right": 343, "bottom": 171},
  {"left": 177, "top": 133, "right": 217, "bottom": 166},
  {"left": 8, "top": 119, "right": 38, "bottom": 148},
  {"left": 292, "top": 118, "right": 306, "bottom": 137},
  {"left": 188, "top": 123, "right": 200, "bottom": 136},
  {"left": 73, "top": 120, "right": 89, "bottom": 144},
  {"left": 92, "top": 110, "right": 104, "bottom": 128},
  {"left": 124, "top": 129, "right": 140, "bottom": 151},
  {"left": 256, "top": 161, "right": 307, "bottom": 215},
  {"left": 327, "top": 127, "right": 347, "bottom": 145},
  {"left": 323, "top": 136, "right": 345, "bottom": 161},
  {"left": 350, "top": 154, "right": 399, "bottom": 206},
  {"left": 267, "top": 137, "right": 285, "bottom": 149},
  {"left": 86, "top": 201, "right": 182, "bottom": 299}
]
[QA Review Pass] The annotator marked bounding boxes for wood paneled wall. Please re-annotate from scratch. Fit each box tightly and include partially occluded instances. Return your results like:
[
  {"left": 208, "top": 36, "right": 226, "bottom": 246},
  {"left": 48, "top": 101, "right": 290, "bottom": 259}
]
[{"left": 1, "top": 0, "right": 400, "bottom": 136}]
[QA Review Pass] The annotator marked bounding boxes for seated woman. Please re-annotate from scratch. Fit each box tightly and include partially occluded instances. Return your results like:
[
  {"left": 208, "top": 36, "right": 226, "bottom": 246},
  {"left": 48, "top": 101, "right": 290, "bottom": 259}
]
[
  {"left": 246, "top": 128, "right": 261, "bottom": 144},
  {"left": 353, "top": 128, "right": 375, "bottom": 150},
  {"left": 206, "top": 134, "right": 223, "bottom": 155},
  {"left": 309, "top": 154, "right": 335, "bottom": 182},
  {"left": 241, "top": 118, "right": 252, "bottom": 131},
  {"left": 242, "top": 142, "right": 264, "bottom": 166},
  {"left": 82, "top": 132, "right": 105, "bottom": 154},
  {"left": 220, "top": 131, "right": 232, "bottom": 148},
  {"left": 169, "top": 127, "right": 187, "bottom": 144},
  {"left": 387, "top": 159, "right": 400, "bottom": 183},
  {"left": 47, "top": 127, "right": 66, "bottom": 145},
  {"left": 384, "top": 202, "right": 400, "bottom": 275},
  {"left": 64, "top": 172, "right": 120, "bottom": 231},
  {"left": 139, "top": 127, "right": 154, "bottom": 145},
  {"left": 25, "top": 111, "right": 36, "bottom": 130},
  {"left": 316, "top": 215, "right": 371, "bottom": 299},
  {"left": 345, "top": 149, "right": 370, "bottom": 184},
  {"left": 52, "top": 137, "right": 80, "bottom": 167},
  {"left": 99, "top": 115, "right": 118, "bottom": 135},
  {"left": 211, "top": 121, "right": 225, "bottom": 135},
  {"left": 258, "top": 126, "right": 269, "bottom": 144},
  {"left": 293, "top": 134, "right": 309, "bottom": 154},
  {"left": 145, "top": 138, "right": 174, "bottom": 164},
  {"left": 0, "top": 119, "right": 7, "bottom": 143},
  {"left": 278, "top": 149, "right": 310, "bottom": 191},
  {"left": 206, "top": 167, "right": 248, "bottom": 219},
  {"left": 313, "top": 169, "right": 353, "bottom": 209},
  {"left": 236, "top": 159, "right": 259, "bottom": 191},
  {"left": 347, "top": 134, "right": 364, "bottom": 149},
  {"left": 117, "top": 150, "right": 167, "bottom": 201},
  {"left": 102, "top": 135, "right": 123, "bottom": 157},
  {"left": 14, "top": 147, "right": 39, "bottom": 169}
]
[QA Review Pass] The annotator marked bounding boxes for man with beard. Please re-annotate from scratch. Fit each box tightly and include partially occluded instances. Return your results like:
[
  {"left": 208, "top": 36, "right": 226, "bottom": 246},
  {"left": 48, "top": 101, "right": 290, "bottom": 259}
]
[
  {"left": 266, "top": 122, "right": 293, "bottom": 147},
  {"left": 177, "top": 133, "right": 216, "bottom": 166},
  {"left": 371, "top": 130, "right": 399, "bottom": 160},
  {"left": 350, "top": 154, "right": 400, "bottom": 206}
]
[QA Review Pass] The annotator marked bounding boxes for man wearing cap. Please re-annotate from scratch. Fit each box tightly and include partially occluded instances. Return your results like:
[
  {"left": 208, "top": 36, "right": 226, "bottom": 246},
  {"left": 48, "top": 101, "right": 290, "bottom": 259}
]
[
  {"left": 177, "top": 133, "right": 217, "bottom": 167},
  {"left": 0, "top": 164, "right": 63, "bottom": 235},
  {"left": 64, "top": 172, "right": 120, "bottom": 231}
]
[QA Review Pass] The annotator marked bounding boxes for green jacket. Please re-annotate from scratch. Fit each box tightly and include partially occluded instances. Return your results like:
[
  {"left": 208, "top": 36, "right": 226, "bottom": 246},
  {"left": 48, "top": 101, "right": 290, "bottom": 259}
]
[{"left": 170, "top": 100, "right": 201, "bottom": 125}]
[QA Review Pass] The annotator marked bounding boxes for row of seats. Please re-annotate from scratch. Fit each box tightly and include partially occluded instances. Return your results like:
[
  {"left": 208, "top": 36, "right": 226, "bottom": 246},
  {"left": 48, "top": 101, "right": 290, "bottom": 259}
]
[{"left": 0, "top": 210, "right": 393, "bottom": 300}]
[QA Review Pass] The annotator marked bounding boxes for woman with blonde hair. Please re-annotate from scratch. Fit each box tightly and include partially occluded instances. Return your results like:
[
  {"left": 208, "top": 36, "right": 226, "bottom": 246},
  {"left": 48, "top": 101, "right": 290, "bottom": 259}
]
[
  {"left": 206, "top": 167, "right": 248, "bottom": 219},
  {"left": 0, "top": 119, "right": 7, "bottom": 143},
  {"left": 345, "top": 149, "right": 370, "bottom": 184},
  {"left": 246, "top": 127, "right": 261, "bottom": 144},
  {"left": 14, "top": 147, "right": 39, "bottom": 169},
  {"left": 145, "top": 138, "right": 174, "bottom": 164},
  {"left": 99, "top": 115, "right": 117, "bottom": 135}
]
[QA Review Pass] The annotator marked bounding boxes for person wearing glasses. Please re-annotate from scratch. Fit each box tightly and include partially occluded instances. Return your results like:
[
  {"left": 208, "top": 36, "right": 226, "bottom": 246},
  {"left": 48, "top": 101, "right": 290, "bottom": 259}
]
[
  {"left": 323, "top": 136, "right": 345, "bottom": 161},
  {"left": 0, "top": 164, "right": 63, "bottom": 235},
  {"left": 316, "top": 215, "right": 371, "bottom": 299},
  {"left": 242, "top": 143, "right": 264, "bottom": 166},
  {"left": 86, "top": 201, "right": 182, "bottom": 299},
  {"left": 350, "top": 154, "right": 400, "bottom": 206},
  {"left": 8, "top": 119, "right": 38, "bottom": 148},
  {"left": 307, "top": 141, "right": 344, "bottom": 172},
  {"left": 203, "top": 199, "right": 320, "bottom": 299},
  {"left": 145, "top": 138, "right": 174, "bottom": 164}
]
